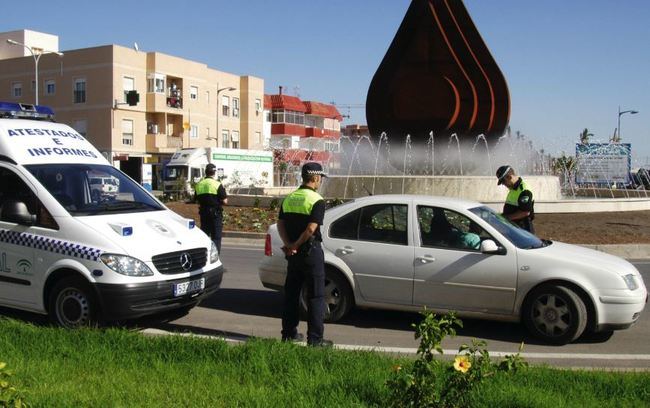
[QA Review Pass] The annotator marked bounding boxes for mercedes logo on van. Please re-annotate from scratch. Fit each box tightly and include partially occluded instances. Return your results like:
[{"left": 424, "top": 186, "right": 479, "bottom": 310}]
[{"left": 179, "top": 253, "right": 192, "bottom": 271}]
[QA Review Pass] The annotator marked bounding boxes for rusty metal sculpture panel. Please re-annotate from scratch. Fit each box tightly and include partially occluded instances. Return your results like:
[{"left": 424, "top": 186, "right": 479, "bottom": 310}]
[{"left": 366, "top": 0, "right": 510, "bottom": 142}]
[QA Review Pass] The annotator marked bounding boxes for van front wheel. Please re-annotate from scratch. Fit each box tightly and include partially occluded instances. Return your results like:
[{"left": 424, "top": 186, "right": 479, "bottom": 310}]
[{"left": 49, "top": 277, "right": 100, "bottom": 328}]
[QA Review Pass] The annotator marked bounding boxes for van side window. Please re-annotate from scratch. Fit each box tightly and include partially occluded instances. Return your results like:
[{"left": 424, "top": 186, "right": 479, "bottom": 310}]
[{"left": 0, "top": 168, "right": 58, "bottom": 230}]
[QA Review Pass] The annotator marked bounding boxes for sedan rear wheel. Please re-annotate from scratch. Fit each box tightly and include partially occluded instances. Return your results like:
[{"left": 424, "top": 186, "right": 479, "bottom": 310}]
[
  {"left": 300, "top": 269, "right": 353, "bottom": 323},
  {"left": 523, "top": 284, "right": 587, "bottom": 345}
]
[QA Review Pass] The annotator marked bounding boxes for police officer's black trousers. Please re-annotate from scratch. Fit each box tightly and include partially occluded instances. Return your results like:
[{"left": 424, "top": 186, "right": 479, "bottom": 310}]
[
  {"left": 199, "top": 207, "right": 223, "bottom": 254},
  {"left": 282, "top": 246, "right": 325, "bottom": 343}
]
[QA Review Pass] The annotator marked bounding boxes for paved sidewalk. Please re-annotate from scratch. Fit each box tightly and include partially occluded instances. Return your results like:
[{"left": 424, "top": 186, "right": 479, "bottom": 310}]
[{"left": 222, "top": 231, "right": 650, "bottom": 260}]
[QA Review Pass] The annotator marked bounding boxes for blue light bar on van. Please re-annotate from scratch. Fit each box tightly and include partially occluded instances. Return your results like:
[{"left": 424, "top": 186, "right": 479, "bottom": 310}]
[{"left": 0, "top": 102, "right": 55, "bottom": 120}]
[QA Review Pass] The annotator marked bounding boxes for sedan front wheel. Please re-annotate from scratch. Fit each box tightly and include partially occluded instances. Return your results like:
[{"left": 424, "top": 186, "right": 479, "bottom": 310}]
[{"left": 523, "top": 284, "right": 587, "bottom": 345}]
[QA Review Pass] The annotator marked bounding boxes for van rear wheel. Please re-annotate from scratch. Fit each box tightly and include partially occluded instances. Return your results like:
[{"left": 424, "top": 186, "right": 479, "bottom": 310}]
[{"left": 49, "top": 276, "right": 100, "bottom": 328}]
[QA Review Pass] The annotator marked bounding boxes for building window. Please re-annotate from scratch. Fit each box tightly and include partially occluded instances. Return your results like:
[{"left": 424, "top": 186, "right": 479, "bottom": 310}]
[
  {"left": 231, "top": 130, "right": 239, "bottom": 149},
  {"left": 74, "top": 78, "right": 86, "bottom": 104},
  {"left": 73, "top": 119, "right": 87, "bottom": 137},
  {"left": 147, "top": 73, "right": 165, "bottom": 93},
  {"left": 255, "top": 98, "right": 262, "bottom": 115},
  {"left": 222, "top": 129, "right": 230, "bottom": 148},
  {"left": 11, "top": 82, "right": 22, "bottom": 98},
  {"left": 265, "top": 111, "right": 271, "bottom": 122},
  {"left": 271, "top": 110, "right": 284, "bottom": 123},
  {"left": 123, "top": 76, "right": 135, "bottom": 102},
  {"left": 122, "top": 119, "right": 133, "bottom": 145},
  {"left": 271, "top": 109, "right": 304, "bottom": 125},
  {"left": 190, "top": 125, "right": 199, "bottom": 139},
  {"left": 232, "top": 97, "right": 240, "bottom": 118},
  {"left": 256, "top": 131, "right": 262, "bottom": 144},
  {"left": 325, "top": 141, "right": 339, "bottom": 152},
  {"left": 45, "top": 80, "right": 56, "bottom": 96},
  {"left": 221, "top": 95, "right": 230, "bottom": 116},
  {"left": 190, "top": 86, "right": 198, "bottom": 100}
]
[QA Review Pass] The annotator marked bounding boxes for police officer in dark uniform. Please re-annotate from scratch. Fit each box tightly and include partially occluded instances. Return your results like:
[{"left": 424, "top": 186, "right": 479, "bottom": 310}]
[
  {"left": 195, "top": 163, "right": 228, "bottom": 253},
  {"left": 496, "top": 165, "right": 535, "bottom": 233},
  {"left": 277, "top": 162, "right": 332, "bottom": 347}
]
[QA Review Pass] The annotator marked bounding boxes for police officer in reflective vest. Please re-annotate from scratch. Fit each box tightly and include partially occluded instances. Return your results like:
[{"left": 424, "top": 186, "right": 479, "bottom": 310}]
[
  {"left": 277, "top": 162, "right": 332, "bottom": 347},
  {"left": 195, "top": 163, "right": 228, "bottom": 253},
  {"left": 496, "top": 165, "right": 535, "bottom": 233}
]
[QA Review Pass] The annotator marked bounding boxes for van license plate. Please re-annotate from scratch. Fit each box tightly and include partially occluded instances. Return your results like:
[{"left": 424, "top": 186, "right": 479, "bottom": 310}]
[{"left": 173, "top": 277, "right": 205, "bottom": 297}]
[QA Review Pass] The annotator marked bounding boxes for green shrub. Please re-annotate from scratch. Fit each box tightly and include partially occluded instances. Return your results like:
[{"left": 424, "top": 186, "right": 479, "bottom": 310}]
[
  {"left": 269, "top": 198, "right": 280, "bottom": 211},
  {"left": 0, "top": 361, "right": 29, "bottom": 407},
  {"left": 386, "top": 310, "right": 527, "bottom": 408}
]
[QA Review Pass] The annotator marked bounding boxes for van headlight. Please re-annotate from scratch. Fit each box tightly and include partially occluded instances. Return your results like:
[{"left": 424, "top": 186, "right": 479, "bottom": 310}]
[
  {"left": 209, "top": 241, "right": 219, "bottom": 264},
  {"left": 623, "top": 274, "right": 639, "bottom": 290},
  {"left": 100, "top": 254, "right": 154, "bottom": 277}
]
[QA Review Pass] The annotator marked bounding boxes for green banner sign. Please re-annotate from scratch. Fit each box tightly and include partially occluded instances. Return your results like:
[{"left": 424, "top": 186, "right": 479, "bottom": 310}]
[{"left": 212, "top": 153, "right": 272, "bottom": 162}]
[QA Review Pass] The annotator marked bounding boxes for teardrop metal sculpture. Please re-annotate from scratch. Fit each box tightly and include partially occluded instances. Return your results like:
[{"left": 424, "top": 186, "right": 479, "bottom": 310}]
[{"left": 366, "top": 0, "right": 510, "bottom": 142}]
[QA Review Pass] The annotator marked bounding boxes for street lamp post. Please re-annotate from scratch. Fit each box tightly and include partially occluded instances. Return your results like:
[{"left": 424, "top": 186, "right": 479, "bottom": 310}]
[
  {"left": 616, "top": 105, "right": 639, "bottom": 143},
  {"left": 216, "top": 86, "right": 236, "bottom": 148},
  {"left": 6, "top": 39, "right": 63, "bottom": 105}
]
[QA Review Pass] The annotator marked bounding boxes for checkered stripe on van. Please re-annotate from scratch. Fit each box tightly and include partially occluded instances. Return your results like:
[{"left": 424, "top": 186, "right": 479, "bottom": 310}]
[{"left": 0, "top": 229, "right": 101, "bottom": 262}]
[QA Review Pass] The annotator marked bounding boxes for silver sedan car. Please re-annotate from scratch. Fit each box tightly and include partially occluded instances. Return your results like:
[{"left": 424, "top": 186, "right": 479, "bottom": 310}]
[{"left": 259, "top": 195, "right": 647, "bottom": 344}]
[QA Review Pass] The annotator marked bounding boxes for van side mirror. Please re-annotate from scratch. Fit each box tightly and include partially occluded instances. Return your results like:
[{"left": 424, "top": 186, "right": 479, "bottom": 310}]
[
  {"left": 480, "top": 239, "right": 506, "bottom": 255},
  {"left": 1, "top": 200, "right": 37, "bottom": 226}
]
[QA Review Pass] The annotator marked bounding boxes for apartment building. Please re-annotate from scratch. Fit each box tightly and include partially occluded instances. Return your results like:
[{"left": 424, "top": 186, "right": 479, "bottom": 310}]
[
  {"left": 263, "top": 87, "right": 342, "bottom": 180},
  {"left": 0, "top": 30, "right": 264, "bottom": 189}
]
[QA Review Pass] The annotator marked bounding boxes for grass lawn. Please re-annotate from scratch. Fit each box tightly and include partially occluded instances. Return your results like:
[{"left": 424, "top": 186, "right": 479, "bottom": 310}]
[{"left": 1, "top": 319, "right": 649, "bottom": 407}]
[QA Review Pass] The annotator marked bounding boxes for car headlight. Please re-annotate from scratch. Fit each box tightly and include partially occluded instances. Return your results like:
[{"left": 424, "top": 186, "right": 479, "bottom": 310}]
[
  {"left": 209, "top": 241, "right": 219, "bottom": 264},
  {"left": 100, "top": 254, "right": 154, "bottom": 277},
  {"left": 623, "top": 274, "right": 639, "bottom": 290}
]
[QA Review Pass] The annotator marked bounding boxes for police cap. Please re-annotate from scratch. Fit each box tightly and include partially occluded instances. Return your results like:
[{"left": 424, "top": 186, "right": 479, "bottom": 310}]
[
  {"left": 301, "top": 162, "right": 328, "bottom": 178},
  {"left": 496, "top": 165, "right": 512, "bottom": 185}
]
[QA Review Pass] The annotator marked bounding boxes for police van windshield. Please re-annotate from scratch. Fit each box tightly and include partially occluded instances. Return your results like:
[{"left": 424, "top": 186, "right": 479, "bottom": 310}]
[
  {"left": 165, "top": 166, "right": 187, "bottom": 181},
  {"left": 469, "top": 206, "right": 545, "bottom": 249},
  {"left": 26, "top": 164, "right": 164, "bottom": 216}
]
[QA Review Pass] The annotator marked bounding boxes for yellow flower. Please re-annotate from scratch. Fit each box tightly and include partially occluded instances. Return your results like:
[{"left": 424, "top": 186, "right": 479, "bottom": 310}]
[
  {"left": 392, "top": 364, "right": 402, "bottom": 372},
  {"left": 453, "top": 356, "right": 471, "bottom": 373}
]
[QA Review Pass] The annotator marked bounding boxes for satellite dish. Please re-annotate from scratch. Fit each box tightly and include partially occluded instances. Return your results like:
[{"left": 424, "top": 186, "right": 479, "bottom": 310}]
[{"left": 133, "top": 42, "right": 139, "bottom": 52}]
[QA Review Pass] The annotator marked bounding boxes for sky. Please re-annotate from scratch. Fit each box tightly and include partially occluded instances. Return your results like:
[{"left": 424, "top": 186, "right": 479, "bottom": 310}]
[{"left": 3, "top": 0, "right": 649, "bottom": 162}]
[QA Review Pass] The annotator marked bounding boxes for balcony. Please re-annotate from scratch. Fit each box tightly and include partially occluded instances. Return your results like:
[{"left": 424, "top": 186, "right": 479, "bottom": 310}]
[
  {"left": 145, "top": 92, "right": 183, "bottom": 112},
  {"left": 166, "top": 95, "right": 183, "bottom": 109},
  {"left": 146, "top": 133, "right": 183, "bottom": 153}
]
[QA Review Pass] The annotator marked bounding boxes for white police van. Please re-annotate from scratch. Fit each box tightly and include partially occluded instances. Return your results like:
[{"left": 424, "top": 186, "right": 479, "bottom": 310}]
[{"left": 0, "top": 102, "right": 223, "bottom": 327}]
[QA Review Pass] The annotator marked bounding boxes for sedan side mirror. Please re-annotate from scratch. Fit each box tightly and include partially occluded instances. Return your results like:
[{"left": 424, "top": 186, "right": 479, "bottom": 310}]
[
  {"left": 480, "top": 239, "right": 505, "bottom": 255},
  {"left": 1, "top": 200, "right": 37, "bottom": 226}
]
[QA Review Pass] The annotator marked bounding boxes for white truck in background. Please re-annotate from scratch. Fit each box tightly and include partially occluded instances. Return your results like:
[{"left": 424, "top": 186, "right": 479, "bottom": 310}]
[{"left": 164, "top": 147, "right": 274, "bottom": 195}]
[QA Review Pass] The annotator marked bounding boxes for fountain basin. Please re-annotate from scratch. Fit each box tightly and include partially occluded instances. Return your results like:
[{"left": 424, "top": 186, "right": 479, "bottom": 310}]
[{"left": 322, "top": 175, "right": 562, "bottom": 202}]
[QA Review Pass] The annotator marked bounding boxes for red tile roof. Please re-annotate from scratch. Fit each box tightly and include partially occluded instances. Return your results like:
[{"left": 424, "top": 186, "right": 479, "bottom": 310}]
[
  {"left": 268, "top": 94, "right": 307, "bottom": 112},
  {"left": 278, "top": 149, "right": 334, "bottom": 165},
  {"left": 264, "top": 94, "right": 342, "bottom": 120},
  {"left": 304, "top": 101, "right": 343, "bottom": 121}
]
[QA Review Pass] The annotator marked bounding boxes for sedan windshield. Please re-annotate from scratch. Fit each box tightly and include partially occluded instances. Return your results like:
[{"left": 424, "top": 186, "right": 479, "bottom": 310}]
[
  {"left": 26, "top": 164, "right": 164, "bottom": 216},
  {"left": 469, "top": 206, "right": 545, "bottom": 249}
]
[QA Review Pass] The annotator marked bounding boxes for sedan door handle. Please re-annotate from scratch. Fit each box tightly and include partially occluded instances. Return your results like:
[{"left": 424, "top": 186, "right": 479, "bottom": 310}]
[
  {"left": 416, "top": 255, "right": 436, "bottom": 264},
  {"left": 339, "top": 246, "right": 355, "bottom": 255}
]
